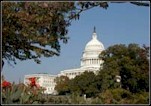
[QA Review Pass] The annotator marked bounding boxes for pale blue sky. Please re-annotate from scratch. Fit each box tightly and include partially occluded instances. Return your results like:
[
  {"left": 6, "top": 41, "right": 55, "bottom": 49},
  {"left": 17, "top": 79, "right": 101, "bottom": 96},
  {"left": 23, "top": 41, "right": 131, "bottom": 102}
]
[{"left": 2, "top": 3, "right": 150, "bottom": 83}]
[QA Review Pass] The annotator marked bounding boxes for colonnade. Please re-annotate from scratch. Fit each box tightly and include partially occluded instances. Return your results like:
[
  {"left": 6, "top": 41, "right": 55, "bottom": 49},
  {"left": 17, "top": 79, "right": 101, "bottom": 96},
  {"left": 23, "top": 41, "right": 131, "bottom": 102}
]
[{"left": 81, "top": 59, "right": 101, "bottom": 66}]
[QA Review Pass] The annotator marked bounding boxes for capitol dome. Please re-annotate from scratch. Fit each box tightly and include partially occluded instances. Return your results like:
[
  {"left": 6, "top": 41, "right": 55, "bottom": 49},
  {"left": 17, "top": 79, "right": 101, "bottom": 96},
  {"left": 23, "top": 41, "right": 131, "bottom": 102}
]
[
  {"left": 81, "top": 27, "right": 105, "bottom": 68},
  {"left": 59, "top": 27, "right": 105, "bottom": 79},
  {"left": 85, "top": 32, "right": 104, "bottom": 52}
]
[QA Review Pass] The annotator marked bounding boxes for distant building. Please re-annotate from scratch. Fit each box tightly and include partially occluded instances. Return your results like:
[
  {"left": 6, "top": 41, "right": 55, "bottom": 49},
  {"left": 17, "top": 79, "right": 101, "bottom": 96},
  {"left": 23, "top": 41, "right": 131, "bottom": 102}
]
[
  {"left": 24, "top": 27, "right": 105, "bottom": 94},
  {"left": 24, "top": 73, "right": 57, "bottom": 94}
]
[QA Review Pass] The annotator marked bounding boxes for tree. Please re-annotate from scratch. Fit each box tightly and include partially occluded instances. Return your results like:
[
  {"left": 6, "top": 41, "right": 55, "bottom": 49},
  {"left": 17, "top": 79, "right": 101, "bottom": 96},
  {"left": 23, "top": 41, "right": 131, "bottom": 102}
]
[
  {"left": 2, "top": 1, "right": 149, "bottom": 67},
  {"left": 54, "top": 75, "right": 70, "bottom": 95},
  {"left": 55, "top": 71, "right": 99, "bottom": 97},
  {"left": 2, "top": 2, "right": 76, "bottom": 66},
  {"left": 99, "top": 43, "right": 149, "bottom": 93},
  {"left": 68, "top": 71, "right": 99, "bottom": 97}
]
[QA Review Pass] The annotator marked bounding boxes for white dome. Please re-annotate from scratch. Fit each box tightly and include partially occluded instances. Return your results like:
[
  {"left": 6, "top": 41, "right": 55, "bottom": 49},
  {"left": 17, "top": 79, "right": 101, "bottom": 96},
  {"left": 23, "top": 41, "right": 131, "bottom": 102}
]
[
  {"left": 82, "top": 32, "right": 105, "bottom": 59},
  {"left": 80, "top": 28, "right": 105, "bottom": 68},
  {"left": 85, "top": 32, "right": 104, "bottom": 52}
]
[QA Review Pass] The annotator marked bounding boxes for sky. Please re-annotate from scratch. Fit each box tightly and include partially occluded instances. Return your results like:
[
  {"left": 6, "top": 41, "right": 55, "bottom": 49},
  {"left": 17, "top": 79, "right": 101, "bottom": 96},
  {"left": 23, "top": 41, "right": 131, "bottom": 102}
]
[{"left": 2, "top": 2, "right": 150, "bottom": 83}]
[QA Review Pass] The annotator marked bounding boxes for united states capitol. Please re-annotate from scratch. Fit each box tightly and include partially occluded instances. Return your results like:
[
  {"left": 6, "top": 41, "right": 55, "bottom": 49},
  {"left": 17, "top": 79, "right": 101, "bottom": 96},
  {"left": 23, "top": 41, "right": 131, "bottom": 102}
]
[{"left": 24, "top": 27, "right": 105, "bottom": 94}]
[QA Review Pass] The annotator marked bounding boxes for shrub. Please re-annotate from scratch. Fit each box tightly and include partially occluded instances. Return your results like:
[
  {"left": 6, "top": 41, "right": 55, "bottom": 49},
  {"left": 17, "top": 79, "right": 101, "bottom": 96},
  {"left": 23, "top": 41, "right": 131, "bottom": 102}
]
[
  {"left": 2, "top": 81, "right": 46, "bottom": 104},
  {"left": 98, "top": 88, "right": 132, "bottom": 104},
  {"left": 130, "top": 92, "right": 149, "bottom": 104},
  {"left": 91, "top": 97, "right": 103, "bottom": 104}
]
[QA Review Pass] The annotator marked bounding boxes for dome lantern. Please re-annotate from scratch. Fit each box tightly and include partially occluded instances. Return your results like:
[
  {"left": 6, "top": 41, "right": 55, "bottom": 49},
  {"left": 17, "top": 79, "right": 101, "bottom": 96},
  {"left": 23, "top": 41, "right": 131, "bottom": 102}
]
[
  {"left": 92, "top": 26, "right": 97, "bottom": 39},
  {"left": 94, "top": 26, "right": 96, "bottom": 33}
]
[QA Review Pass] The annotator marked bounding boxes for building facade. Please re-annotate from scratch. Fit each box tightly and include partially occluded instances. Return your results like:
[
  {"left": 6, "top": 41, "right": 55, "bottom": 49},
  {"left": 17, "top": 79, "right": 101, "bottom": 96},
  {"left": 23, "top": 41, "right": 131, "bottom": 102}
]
[
  {"left": 24, "top": 73, "right": 57, "bottom": 94},
  {"left": 24, "top": 27, "right": 105, "bottom": 94}
]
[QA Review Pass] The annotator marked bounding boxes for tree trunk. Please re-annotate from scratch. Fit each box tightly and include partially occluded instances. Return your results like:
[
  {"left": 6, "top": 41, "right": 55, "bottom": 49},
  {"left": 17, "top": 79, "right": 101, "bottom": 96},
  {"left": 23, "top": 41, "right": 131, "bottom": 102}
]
[{"left": 2, "top": 60, "right": 4, "bottom": 71}]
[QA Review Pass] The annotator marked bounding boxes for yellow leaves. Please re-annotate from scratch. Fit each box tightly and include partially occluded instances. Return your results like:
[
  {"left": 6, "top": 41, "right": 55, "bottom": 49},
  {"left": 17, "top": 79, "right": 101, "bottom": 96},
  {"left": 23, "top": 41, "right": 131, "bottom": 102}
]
[
  {"left": 22, "top": 32, "right": 28, "bottom": 37},
  {"left": 43, "top": 2, "right": 49, "bottom": 8},
  {"left": 2, "top": 2, "right": 74, "bottom": 64},
  {"left": 17, "top": 11, "right": 34, "bottom": 22}
]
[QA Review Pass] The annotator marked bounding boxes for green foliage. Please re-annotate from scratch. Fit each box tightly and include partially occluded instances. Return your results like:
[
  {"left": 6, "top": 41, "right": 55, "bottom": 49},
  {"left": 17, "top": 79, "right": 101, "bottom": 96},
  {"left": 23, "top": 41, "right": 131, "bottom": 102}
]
[
  {"left": 45, "top": 95, "right": 69, "bottom": 104},
  {"left": 68, "top": 93, "right": 86, "bottom": 104},
  {"left": 99, "top": 44, "right": 149, "bottom": 93},
  {"left": 68, "top": 71, "right": 99, "bottom": 98},
  {"left": 130, "top": 92, "right": 149, "bottom": 104},
  {"left": 54, "top": 75, "right": 70, "bottom": 95},
  {"left": 55, "top": 71, "right": 100, "bottom": 98},
  {"left": 2, "top": 83, "right": 46, "bottom": 104},
  {"left": 96, "top": 88, "right": 149, "bottom": 104},
  {"left": 91, "top": 97, "right": 103, "bottom": 104}
]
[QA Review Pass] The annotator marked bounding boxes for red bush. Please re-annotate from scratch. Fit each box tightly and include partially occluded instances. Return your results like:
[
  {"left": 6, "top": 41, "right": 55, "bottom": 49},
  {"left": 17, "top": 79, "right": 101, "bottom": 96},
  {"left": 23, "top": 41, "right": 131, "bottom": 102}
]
[
  {"left": 2, "top": 80, "right": 11, "bottom": 88},
  {"left": 28, "top": 77, "right": 36, "bottom": 87}
]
